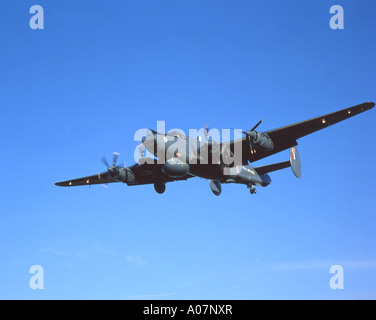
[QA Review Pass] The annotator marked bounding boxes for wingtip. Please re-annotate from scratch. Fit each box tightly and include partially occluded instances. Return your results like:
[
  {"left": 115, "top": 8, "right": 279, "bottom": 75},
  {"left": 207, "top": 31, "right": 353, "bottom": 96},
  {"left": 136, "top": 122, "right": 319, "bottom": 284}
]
[
  {"left": 354, "top": 102, "right": 375, "bottom": 112},
  {"left": 362, "top": 101, "right": 375, "bottom": 112}
]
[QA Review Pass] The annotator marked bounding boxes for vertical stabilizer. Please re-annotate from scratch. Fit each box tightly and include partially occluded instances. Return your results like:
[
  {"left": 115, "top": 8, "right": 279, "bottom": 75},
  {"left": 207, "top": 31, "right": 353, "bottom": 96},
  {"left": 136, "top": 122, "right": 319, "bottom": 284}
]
[{"left": 289, "top": 146, "right": 301, "bottom": 178}]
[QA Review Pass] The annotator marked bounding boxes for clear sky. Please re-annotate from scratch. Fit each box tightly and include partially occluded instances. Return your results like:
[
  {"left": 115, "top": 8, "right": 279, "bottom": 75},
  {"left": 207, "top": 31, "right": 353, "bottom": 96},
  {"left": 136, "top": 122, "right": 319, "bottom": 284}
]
[{"left": 1, "top": 0, "right": 375, "bottom": 299}]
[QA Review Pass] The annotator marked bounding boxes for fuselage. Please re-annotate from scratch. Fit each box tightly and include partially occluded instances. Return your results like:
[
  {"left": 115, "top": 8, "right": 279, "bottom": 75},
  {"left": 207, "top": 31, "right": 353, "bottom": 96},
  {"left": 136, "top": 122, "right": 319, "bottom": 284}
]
[{"left": 141, "top": 129, "right": 271, "bottom": 187}]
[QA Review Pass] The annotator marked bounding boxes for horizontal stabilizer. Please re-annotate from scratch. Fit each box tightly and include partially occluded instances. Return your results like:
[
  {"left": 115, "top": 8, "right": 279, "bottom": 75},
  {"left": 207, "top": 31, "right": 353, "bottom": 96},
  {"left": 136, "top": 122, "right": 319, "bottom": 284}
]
[{"left": 254, "top": 161, "right": 290, "bottom": 175}]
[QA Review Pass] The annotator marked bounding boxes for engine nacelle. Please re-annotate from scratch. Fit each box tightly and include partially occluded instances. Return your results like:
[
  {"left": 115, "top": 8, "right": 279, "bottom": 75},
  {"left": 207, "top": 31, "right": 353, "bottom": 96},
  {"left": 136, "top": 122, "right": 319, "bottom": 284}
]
[
  {"left": 254, "top": 132, "right": 274, "bottom": 151},
  {"left": 224, "top": 165, "right": 271, "bottom": 187},
  {"left": 162, "top": 158, "right": 189, "bottom": 178},
  {"left": 246, "top": 131, "right": 274, "bottom": 152}
]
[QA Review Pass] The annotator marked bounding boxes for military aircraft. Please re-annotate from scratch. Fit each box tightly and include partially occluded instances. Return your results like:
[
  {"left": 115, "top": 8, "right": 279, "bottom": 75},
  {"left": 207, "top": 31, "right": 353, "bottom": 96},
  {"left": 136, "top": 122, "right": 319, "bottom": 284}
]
[{"left": 55, "top": 102, "right": 374, "bottom": 196}]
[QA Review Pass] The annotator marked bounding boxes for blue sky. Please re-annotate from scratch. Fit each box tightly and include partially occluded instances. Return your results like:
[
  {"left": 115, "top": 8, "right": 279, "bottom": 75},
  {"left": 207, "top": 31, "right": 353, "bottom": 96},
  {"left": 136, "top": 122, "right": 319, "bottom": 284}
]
[{"left": 1, "top": 0, "right": 375, "bottom": 299}]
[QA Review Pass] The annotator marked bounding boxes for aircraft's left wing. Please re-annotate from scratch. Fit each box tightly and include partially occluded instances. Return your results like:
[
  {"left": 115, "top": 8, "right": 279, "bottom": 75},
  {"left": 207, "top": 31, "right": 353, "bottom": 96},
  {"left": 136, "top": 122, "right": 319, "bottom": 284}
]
[
  {"left": 265, "top": 102, "right": 374, "bottom": 143},
  {"left": 228, "top": 102, "right": 374, "bottom": 164}
]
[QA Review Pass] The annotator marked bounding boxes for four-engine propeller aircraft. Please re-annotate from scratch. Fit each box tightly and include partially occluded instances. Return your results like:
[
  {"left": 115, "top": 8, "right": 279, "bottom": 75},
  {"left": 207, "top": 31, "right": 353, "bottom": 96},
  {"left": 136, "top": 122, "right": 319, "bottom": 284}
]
[{"left": 55, "top": 102, "right": 374, "bottom": 196}]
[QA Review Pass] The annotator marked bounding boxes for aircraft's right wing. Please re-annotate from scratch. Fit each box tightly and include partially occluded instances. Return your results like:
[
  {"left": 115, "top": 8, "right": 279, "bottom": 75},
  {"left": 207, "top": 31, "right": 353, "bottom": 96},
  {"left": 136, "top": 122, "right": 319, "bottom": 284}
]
[
  {"left": 55, "top": 171, "right": 117, "bottom": 187},
  {"left": 55, "top": 157, "right": 195, "bottom": 188}
]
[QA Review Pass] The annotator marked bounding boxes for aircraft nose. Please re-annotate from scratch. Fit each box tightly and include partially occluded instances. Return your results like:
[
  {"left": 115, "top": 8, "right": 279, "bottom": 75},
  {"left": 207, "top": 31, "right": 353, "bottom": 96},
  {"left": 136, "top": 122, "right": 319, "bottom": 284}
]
[
  {"left": 144, "top": 129, "right": 159, "bottom": 145},
  {"left": 142, "top": 129, "right": 157, "bottom": 144}
]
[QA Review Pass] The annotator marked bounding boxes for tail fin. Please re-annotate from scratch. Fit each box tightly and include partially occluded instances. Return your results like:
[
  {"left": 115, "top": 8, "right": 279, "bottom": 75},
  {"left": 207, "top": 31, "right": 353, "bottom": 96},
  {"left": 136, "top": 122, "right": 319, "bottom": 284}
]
[{"left": 289, "top": 146, "right": 301, "bottom": 178}]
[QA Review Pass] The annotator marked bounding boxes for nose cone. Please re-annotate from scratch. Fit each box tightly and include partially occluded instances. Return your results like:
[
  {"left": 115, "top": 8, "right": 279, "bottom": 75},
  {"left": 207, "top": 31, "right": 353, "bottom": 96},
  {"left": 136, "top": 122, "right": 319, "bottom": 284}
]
[
  {"left": 142, "top": 129, "right": 159, "bottom": 155},
  {"left": 107, "top": 166, "right": 117, "bottom": 175},
  {"left": 246, "top": 130, "right": 257, "bottom": 140}
]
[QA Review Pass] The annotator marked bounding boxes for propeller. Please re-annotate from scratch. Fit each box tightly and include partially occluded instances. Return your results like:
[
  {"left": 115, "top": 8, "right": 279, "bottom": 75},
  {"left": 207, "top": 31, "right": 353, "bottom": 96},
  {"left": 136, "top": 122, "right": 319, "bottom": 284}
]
[
  {"left": 231, "top": 118, "right": 264, "bottom": 154},
  {"left": 201, "top": 124, "right": 218, "bottom": 147},
  {"left": 101, "top": 152, "right": 120, "bottom": 168},
  {"left": 201, "top": 124, "right": 223, "bottom": 164},
  {"left": 137, "top": 144, "right": 145, "bottom": 159},
  {"left": 100, "top": 152, "right": 122, "bottom": 188},
  {"left": 202, "top": 124, "right": 210, "bottom": 142}
]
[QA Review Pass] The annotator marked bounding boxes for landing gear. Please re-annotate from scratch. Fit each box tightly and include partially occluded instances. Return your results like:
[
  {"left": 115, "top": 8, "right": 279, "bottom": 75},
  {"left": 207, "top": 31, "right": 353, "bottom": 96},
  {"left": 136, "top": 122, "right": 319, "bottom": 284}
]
[
  {"left": 249, "top": 186, "right": 257, "bottom": 195},
  {"left": 154, "top": 182, "right": 166, "bottom": 194}
]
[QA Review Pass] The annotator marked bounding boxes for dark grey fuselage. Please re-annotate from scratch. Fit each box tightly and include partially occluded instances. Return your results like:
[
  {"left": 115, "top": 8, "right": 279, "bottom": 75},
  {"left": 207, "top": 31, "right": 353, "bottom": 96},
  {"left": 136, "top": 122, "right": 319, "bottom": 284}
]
[{"left": 141, "top": 130, "right": 271, "bottom": 188}]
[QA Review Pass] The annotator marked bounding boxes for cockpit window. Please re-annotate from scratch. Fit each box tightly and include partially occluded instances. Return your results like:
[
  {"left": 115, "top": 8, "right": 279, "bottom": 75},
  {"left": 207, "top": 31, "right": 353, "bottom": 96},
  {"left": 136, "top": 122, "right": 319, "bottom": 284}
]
[{"left": 167, "top": 131, "right": 186, "bottom": 140}]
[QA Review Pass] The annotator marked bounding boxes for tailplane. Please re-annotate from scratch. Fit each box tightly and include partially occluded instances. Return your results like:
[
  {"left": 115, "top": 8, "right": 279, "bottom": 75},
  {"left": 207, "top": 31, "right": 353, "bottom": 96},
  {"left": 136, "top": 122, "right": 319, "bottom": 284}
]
[{"left": 254, "top": 146, "right": 301, "bottom": 178}]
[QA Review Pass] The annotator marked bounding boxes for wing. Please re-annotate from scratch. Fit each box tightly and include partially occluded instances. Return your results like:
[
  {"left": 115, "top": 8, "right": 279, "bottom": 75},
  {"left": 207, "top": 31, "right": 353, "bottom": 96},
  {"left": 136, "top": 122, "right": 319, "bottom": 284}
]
[
  {"left": 266, "top": 101, "right": 374, "bottom": 141},
  {"left": 55, "top": 157, "right": 195, "bottom": 187},
  {"left": 55, "top": 171, "right": 117, "bottom": 187},
  {"left": 229, "top": 102, "right": 374, "bottom": 164}
]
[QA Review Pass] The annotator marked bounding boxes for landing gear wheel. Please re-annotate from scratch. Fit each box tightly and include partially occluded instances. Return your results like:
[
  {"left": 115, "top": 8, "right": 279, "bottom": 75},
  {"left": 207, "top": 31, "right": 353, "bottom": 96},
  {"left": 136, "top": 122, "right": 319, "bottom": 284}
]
[
  {"left": 154, "top": 182, "right": 166, "bottom": 194},
  {"left": 250, "top": 187, "right": 257, "bottom": 195}
]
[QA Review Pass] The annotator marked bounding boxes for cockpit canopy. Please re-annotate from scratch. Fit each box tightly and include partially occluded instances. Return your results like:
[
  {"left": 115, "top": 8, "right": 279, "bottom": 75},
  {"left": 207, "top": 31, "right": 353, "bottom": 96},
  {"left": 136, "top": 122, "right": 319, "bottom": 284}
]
[{"left": 166, "top": 131, "right": 187, "bottom": 140}]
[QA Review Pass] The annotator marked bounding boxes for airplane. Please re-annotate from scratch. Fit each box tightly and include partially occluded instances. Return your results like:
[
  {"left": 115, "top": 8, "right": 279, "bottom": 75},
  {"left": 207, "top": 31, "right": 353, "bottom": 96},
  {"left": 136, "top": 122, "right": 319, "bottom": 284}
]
[{"left": 55, "top": 102, "right": 374, "bottom": 196}]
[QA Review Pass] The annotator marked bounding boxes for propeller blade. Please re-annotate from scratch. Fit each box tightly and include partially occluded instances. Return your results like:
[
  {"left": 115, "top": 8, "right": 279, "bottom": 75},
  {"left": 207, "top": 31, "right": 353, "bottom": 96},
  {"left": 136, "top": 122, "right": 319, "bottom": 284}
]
[
  {"left": 137, "top": 144, "right": 145, "bottom": 158},
  {"left": 250, "top": 118, "right": 264, "bottom": 131},
  {"left": 112, "top": 152, "right": 120, "bottom": 166},
  {"left": 249, "top": 138, "right": 255, "bottom": 154},
  {"left": 118, "top": 161, "right": 126, "bottom": 168},
  {"left": 202, "top": 124, "right": 210, "bottom": 141},
  {"left": 101, "top": 156, "right": 109, "bottom": 168}
]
